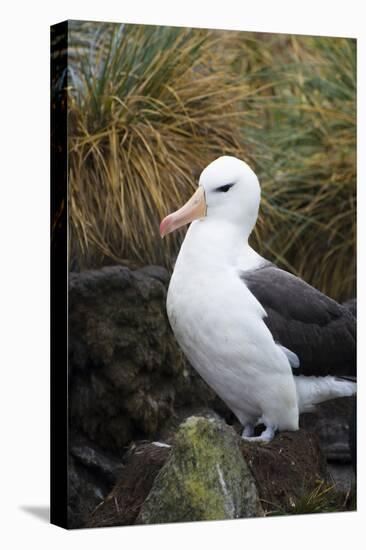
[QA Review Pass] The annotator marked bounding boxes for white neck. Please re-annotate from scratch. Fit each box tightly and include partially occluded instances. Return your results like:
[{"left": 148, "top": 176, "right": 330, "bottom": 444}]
[{"left": 174, "top": 218, "right": 263, "bottom": 273}]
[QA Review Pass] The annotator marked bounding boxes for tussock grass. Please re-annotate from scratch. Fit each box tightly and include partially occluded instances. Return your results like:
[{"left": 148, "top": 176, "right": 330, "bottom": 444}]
[
  {"left": 265, "top": 481, "right": 356, "bottom": 516},
  {"left": 240, "top": 35, "right": 356, "bottom": 301},
  {"left": 68, "top": 22, "right": 256, "bottom": 269},
  {"left": 68, "top": 23, "right": 356, "bottom": 301}
]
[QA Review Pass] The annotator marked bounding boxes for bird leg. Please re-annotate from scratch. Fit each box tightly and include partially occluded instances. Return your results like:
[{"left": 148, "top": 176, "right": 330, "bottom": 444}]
[{"left": 242, "top": 424, "right": 276, "bottom": 443}]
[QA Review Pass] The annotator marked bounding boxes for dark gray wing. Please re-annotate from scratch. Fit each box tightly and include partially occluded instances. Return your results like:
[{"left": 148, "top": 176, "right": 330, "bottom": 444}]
[{"left": 240, "top": 264, "right": 356, "bottom": 377}]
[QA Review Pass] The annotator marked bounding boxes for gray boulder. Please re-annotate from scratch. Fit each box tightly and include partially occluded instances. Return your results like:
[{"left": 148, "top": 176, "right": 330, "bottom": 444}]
[
  {"left": 343, "top": 298, "right": 356, "bottom": 318},
  {"left": 137, "top": 415, "right": 264, "bottom": 524},
  {"left": 300, "top": 396, "right": 356, "bottom": 492},
  {"left": 69, "top": 266, "right": 220, "bottom": 453},
  {"left": 68, "top": 434, "right": 124, "bottom": 528},
  {"left": 300, "top": 397, "right": 355, "bottom": 462},
  {"left": 87, "top": 441, "right": 171, "bottom": 528}
]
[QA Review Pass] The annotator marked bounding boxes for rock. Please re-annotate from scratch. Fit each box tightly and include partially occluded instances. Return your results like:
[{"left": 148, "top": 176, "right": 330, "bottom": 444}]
[
  {"left": 240, "top": 429, "right": 328, "bottom": 514},
  {"left": 137, "top": 415, "right": 264, "bottom": 524},
  {"left": 300, "top": 397, "right": 355, "bottom": 462},
  {"left": 68, "top": 434, "right": 124, "bottom": 528},
  {"left": 349, "top": 398, "right": 356, "bottom": 473},
  {"left": 326, "top": 463, "right": 355, "bottom": 494},
  {"left": 69, "top": 266, "right": 221, "bottom": 453},
  {"left": 299, "top": 396, "right": 357, "bottom": 494},
  {"left": 87, "top": 441, "right": 171, "bottom": 528},
  {"left": 70, "top": 433, "right": 124, "bottom": 485},
  {"left": 68, "top": 455, "right": 99, "bottom": 529},
  {"left": 343, "top": 298, "right": 356, "bottom": 318},
  {"left": 136, "top": 265, "right": 170, "bottom": 284}
]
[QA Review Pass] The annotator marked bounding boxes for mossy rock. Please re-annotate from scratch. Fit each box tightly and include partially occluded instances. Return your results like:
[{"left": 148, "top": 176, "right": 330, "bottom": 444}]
[{"left": 137, "top": 415, "right": 263, "bottom": 524}]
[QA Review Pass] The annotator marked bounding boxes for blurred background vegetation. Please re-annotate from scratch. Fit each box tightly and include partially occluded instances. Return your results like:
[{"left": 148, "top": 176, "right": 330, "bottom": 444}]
[{"left": 67, "top": 21, "right": 356, "bottom": 302}]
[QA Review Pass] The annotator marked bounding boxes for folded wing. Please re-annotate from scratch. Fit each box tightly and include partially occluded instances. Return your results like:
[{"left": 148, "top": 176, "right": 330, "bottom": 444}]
[{"left": 240, "top": 264, "right": 356, "bottom": 378}]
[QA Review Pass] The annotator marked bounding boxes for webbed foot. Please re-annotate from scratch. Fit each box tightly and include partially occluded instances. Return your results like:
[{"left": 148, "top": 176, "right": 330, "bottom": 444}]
[
  {"left": 242, "top": 425, "right": 276, "bottom": 443},
  {"left": 241, "top": 423, "right": 255, "bottom": 438}
]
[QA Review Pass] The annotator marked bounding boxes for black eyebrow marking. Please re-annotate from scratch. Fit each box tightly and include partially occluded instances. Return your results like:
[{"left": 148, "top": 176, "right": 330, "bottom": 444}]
[{"left": 215, "top": 183, "right": 235, "bottom": 193}]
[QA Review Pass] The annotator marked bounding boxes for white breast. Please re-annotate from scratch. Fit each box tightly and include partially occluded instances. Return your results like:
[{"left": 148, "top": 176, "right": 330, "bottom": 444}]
[{"left": 166, "top": 220, "right": 299, "bottom": 430}]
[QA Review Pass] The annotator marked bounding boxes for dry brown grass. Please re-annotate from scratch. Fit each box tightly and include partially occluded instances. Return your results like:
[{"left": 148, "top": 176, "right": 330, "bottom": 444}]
[
  {"left": 68, "top": 23, "right": 258, "bottom": 269},
  {"left": 232, "top": 34, "right": 356, "bottom": 300}
]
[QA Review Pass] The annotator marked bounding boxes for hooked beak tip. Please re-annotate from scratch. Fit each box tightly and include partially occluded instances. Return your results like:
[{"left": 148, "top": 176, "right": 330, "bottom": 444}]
[{"left": 159, "top": 216, "right": 172, "bottom": 238}]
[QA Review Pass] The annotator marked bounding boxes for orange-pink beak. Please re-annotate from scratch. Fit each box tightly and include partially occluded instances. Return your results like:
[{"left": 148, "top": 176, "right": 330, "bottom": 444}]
[{"left": 160, "top": 186, "right": 207, "bottom": 238}]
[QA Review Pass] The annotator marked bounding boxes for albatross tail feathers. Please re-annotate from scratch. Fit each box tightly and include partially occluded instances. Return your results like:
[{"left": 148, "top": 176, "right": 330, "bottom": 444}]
[{"left": 295, "top": 375, "right": 356, "bottom": 414}]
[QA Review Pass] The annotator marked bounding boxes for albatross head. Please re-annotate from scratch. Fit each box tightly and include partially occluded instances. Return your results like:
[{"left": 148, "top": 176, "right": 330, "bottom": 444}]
[{"left": 160, "top": 156, "right": 261, "bottom": 238}]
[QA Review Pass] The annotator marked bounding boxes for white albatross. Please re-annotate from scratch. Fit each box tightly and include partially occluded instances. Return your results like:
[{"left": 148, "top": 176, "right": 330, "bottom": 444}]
[{"left": 160, "top": 156, "right": 356, "bottom": 442}]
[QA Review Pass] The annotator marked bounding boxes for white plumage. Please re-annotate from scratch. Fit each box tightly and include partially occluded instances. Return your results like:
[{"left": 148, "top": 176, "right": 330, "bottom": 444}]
[{"left": 160, "top": 156, "right": 356, "bottom": 442}]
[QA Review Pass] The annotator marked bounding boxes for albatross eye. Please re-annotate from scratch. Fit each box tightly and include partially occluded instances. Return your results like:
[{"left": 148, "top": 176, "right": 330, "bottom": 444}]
[{"left": 215, "top": 183, "right": 235, "bottom": 193}]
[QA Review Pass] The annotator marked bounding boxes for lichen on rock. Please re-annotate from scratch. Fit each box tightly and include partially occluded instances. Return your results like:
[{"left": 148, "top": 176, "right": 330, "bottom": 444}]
[{"left": 137, "top": 415, "right": 264, "bottom": 524}]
